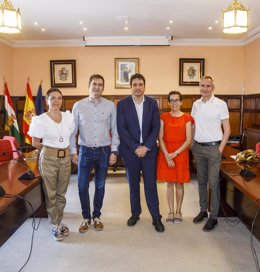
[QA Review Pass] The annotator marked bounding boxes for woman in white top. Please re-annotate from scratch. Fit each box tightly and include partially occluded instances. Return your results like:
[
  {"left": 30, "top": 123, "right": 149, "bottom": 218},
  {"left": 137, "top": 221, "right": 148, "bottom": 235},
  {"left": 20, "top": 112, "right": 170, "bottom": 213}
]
[{"left": 28, "top": 88, "right": 75, "bottom": 241}]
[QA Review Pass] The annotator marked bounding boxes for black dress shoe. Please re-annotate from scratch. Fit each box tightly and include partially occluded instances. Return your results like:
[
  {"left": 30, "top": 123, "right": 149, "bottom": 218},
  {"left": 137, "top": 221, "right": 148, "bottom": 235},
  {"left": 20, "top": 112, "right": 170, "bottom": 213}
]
[
  {"left": 127, "top": 215, "right": 140, "bottom": 226},
  {"left": 193, "top": 211, "right": 208, "bottom": 224},
  {"left": 203, "top": 218, "right": 218, "bottom": 232},
  {"left": 153, "top": 219, "right": 165, "bottom": 232}
]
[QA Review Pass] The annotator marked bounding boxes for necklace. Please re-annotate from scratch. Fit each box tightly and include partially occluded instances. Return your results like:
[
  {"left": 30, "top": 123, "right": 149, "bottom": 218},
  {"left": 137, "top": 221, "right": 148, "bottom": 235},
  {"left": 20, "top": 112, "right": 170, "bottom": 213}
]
[
  {"left": 55, "top": 123, "right": 64, "bottom": 142},
  {"left": 46, "top": 112, "right": 64, "bottom": 142}
]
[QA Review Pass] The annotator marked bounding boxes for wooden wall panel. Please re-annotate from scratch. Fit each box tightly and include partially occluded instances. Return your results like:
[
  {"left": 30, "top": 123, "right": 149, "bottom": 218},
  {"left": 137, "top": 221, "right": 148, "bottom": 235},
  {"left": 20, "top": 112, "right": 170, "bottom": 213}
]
[
  {"left": 227, "top": 99, "right": 241, "bottom": 110},
  {"left": 63, "top": 98, "right": 80, "bottom": 111},
  {"left": 229, "top": 112, "right": 241, "bottom": 135},
  {"left": 182, "top": 98, "right": 193, "bottom": 109},
  {"left": 244, "top": 98, "right": 255, "bottom": 110},
  {"left": 243, "top": 112, "right": 254, "bottom": 130},
  {"left": 256, "top": 98, "right": 260, "bottom": 110},
  {"left": 255, "top": 114, "right": 260, "bottom": 127},
  {"left": 1, "top": 93, "right": 260, "bottom": 143},
  {"left": 162, "top": 98, "right": 170, "bottom": 110}
]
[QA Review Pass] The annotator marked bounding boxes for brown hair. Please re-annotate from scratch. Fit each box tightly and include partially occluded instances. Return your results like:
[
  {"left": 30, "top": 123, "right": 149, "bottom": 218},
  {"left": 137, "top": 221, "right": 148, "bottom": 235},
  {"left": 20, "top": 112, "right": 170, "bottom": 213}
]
[
  {"left": 45, "top": 88, "right": 62, "bottom": 101},
  {"left": 130, "top": 73, "right": 146, "bottom": 87},
  {"left": 88, "top": 74, "right": 105, "bottom": 87},
  {"left": 167, "top": 90, "right": 183, "bottom": 102}
]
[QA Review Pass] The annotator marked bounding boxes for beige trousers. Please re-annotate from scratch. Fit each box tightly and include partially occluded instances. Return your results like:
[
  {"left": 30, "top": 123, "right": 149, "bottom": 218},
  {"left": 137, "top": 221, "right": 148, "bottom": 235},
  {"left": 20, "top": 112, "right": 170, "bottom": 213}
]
[{"left": 39, "top": 149, "right": 71, "bottom": 225}]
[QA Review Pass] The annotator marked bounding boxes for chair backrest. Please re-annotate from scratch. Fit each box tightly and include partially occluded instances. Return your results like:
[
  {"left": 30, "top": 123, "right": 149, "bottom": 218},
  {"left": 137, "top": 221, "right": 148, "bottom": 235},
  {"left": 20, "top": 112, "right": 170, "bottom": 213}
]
[
  {"left": 0, "top": 139, "right": 13, "bottom": 162},
  {"left": 3, "top": 136, "right": 20, "bottom": 159}
]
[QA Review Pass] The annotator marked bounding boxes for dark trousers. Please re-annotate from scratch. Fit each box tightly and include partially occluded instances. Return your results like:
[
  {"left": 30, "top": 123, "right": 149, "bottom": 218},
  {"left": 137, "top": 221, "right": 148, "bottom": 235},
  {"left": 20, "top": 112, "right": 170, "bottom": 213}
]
[{"left": 124, "top": 155, "right": 161, "bottom": 220}]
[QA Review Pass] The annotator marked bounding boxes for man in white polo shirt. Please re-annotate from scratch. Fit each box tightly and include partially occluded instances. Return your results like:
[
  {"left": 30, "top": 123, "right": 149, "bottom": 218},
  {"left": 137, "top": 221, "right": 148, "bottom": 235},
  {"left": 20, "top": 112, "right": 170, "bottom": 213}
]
[{"left": 191, "top": 76, "right": 230, "bottom": 231}]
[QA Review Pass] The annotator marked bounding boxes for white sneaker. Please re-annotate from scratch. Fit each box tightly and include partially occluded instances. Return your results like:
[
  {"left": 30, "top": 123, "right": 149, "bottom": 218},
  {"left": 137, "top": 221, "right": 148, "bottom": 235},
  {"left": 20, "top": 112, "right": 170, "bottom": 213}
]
[{"left": 52, "top": 226, "right": 63, "bottom": 241}]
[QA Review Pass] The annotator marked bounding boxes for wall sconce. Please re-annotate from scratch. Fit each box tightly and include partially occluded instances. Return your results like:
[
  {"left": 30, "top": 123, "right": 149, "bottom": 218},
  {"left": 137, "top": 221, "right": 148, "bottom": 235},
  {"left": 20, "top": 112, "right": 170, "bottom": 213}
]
[
  {"left": 0, "top": 0, "right": 21, "bottom": 34},
  {"left": 223, "top": 0, "right": 249, "bottom": 34}
]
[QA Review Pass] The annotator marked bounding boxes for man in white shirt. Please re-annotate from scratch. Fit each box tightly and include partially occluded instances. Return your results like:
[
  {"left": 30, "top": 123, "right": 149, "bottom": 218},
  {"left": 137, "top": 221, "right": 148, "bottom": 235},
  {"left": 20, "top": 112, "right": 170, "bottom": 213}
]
[{"left": 191, "top": 76, "right": 231, "bottom": 231}]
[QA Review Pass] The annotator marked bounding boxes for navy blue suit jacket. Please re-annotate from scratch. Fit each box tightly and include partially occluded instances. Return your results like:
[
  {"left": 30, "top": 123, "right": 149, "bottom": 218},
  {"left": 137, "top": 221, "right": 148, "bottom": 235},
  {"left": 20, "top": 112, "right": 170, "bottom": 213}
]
[{"left": 117, "top": 95, "right": 160, "bottom": 162}]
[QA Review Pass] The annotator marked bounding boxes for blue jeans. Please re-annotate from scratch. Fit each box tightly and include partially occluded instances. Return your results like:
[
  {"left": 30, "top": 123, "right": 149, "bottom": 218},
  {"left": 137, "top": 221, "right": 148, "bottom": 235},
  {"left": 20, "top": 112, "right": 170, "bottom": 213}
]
[{"left": 78, "top": 145, "right": 110, "bottom": 220}]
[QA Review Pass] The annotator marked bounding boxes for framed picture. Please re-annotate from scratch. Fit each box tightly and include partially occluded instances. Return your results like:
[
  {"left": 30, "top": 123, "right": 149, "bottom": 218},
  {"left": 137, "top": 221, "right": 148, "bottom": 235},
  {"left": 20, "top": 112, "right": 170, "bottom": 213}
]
[
  {"left": 50, "top": 59, "right": 76, "bottom": 88},
  {"left": 115, "top": 58, "right": 139, "bottom": 88},
  {"left": 179, "top": 58, "right": 205, "bottom": 86}
]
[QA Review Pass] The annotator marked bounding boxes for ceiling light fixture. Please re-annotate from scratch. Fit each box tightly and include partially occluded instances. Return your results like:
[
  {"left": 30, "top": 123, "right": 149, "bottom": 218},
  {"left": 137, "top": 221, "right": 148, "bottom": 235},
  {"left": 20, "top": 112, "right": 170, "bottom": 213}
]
[
  {"left": 0, "top": 0, "right": 21, "bottom": 33},
  {"left": 222, "top": 0, "right": 249, "bottom": 34}
]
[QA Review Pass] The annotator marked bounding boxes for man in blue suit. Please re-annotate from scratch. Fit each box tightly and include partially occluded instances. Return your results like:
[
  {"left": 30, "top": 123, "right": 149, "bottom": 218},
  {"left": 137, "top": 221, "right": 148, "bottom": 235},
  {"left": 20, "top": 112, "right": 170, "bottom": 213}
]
[{"left": 117, "top": 73, "right": 165, "bottom": 232}]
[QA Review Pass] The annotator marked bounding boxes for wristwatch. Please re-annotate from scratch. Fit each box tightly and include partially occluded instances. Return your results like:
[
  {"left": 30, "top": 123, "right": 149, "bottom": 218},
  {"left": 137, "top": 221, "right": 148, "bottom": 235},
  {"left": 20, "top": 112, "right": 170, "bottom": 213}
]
[{"left": 111, "top": 151, "right": 118, "bottom": 156}]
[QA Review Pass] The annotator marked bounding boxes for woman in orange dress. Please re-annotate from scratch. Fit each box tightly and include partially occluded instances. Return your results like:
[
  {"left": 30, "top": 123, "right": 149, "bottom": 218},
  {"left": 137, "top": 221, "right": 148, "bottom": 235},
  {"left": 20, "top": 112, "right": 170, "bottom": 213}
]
[{"left": 157, "top": 91, "right": 193, "bottom": 223}]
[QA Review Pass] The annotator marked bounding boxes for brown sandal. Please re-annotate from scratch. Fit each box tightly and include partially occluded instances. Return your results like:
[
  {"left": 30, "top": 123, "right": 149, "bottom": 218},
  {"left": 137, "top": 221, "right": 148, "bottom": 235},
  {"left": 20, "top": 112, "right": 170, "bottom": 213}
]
[
  {"left": 166, "top": 212, "right": 175, "bottom": 223},
  {"left": 174, "top": 211, "right": 182, "bottom": 223}
]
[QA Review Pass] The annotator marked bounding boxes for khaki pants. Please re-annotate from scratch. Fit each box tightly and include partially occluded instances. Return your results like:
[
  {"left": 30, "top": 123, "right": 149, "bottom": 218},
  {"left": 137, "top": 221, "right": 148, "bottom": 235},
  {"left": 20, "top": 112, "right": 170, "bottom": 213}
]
[{"left": 39, "top": 148, "right": 71, "bottom": 225}]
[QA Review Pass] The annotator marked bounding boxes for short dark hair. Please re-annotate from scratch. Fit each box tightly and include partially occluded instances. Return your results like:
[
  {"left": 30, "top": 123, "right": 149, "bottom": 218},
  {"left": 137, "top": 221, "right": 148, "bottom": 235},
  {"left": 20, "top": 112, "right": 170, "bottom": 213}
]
[
  {"left": 168, "top": 90, "right": 183, "bottom": 102},
  {"left": 130, "top": 73, "right": 146, "bottom": 87},
  {"left": 88, "top": 74, "right": 105, "bottom": 87},
  {"left": 45, "top": 88, "right": 62, "bottom": 101}
]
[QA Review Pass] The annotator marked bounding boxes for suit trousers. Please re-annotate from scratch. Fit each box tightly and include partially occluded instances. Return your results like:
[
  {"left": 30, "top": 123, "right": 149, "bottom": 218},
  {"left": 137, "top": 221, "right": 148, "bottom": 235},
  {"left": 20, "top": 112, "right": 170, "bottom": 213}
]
[
  {"left": 39, "top": 151, "right": 71, "bottom": 225},
  {"left": 192, "top": 142, "right": 221, "bottom": 219},
  {"left": 124, "top": 155, "right": 161, "bottom": 220}
]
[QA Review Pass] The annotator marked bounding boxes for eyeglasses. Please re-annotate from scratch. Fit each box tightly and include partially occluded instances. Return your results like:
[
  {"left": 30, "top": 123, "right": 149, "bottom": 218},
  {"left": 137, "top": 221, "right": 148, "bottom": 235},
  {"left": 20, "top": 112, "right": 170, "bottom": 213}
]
[{"left": 169, "top": 99, "right": 180, "bottom": 103}]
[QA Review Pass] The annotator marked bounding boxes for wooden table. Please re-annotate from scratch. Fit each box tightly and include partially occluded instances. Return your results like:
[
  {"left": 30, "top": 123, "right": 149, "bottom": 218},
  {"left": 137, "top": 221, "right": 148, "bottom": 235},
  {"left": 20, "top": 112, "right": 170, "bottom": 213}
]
[
  {"left": 220, "top": 145, "right": 260, "bottom": 240},
  {"left": 0, "top": 158, "right": 46, "bottom": 247}
]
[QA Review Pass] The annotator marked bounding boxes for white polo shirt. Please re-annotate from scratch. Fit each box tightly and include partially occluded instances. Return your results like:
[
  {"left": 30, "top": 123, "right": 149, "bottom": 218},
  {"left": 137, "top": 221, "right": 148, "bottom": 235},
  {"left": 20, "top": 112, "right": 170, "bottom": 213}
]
[{"left": 191, "top": 95, "right": 229, "bottom": 143}]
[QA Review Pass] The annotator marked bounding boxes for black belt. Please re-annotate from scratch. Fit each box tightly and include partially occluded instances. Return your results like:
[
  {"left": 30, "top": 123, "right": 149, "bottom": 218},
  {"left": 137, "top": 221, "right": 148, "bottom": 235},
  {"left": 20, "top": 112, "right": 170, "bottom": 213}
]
[
  {"left": 195, "top": 141, "right": 221, "bottom": 147},
  {"left": 85, "top": 146, "right": 109, "bottom": 150}
]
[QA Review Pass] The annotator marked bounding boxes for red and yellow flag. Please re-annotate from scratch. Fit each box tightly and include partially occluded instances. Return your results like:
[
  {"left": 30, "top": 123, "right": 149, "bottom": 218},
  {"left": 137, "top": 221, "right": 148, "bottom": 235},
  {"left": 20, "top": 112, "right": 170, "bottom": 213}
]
[{"left": 23, "top": 81, "right": 35, "bottom": 144}]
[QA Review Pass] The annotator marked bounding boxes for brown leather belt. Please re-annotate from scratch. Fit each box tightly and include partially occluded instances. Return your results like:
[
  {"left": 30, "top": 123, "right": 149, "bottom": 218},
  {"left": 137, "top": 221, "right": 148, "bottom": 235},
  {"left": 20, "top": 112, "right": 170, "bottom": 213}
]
[{"left": 42, "top": 146, "right": 70, "bottom": 158}]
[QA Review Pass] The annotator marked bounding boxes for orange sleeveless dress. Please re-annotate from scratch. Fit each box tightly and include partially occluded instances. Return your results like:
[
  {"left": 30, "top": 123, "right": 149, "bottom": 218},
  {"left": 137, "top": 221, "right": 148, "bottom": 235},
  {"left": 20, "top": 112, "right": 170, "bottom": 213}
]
[{"left": 157, "top": 112, "right": 193, "bottom": 183}]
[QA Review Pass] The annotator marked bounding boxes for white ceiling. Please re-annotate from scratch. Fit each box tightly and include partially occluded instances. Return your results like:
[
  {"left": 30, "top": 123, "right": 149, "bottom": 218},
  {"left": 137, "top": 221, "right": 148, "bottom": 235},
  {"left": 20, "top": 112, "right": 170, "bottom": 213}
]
[{"left": 1, "top": 0, "right": 260, "bottom": 47}]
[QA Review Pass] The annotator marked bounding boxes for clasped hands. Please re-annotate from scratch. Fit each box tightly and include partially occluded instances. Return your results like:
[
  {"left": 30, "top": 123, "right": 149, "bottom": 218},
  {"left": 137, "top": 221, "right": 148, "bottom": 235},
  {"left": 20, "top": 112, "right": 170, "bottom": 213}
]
[
  {"left": 135, "top": 145, "right": 148, "bottom": 158},
  {"left": 164, "top": 152, "right": 177, "bottom": 168}
]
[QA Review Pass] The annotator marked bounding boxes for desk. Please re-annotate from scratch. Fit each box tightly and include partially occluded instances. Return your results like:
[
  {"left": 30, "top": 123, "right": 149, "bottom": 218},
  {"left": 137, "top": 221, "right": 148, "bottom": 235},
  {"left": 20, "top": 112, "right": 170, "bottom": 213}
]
[
  {"left": 0, "top": 159, "right": 46, "bottom": 247},
  {"left": 220, "top": 145, "right": 260, "bottom": 240}
]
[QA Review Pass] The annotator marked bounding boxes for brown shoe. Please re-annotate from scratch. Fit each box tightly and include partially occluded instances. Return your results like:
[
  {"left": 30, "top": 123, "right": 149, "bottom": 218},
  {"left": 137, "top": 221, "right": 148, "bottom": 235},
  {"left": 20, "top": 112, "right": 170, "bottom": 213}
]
[
  {"left": 166, "top": 212, "right": 174, "bottom": 224},
  {"left": 93, "top": 218, "right": 103, "bottom": 231},
  {"left": 174, "top": 211, "right": 182, "bottom": 223},
  {"left": 79, "top": 219, "right": 91, "bottom": 233}
]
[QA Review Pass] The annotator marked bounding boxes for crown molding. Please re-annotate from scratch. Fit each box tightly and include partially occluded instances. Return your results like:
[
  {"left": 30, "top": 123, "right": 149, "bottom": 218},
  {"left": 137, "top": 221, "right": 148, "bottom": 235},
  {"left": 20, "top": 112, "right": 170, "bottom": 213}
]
[
  {"left": 8, "top": 39, "right": 85, "bottom": 48},
  {"left": 170, "top": 39, "right": 243, "bottom": 46},
  {"left": 240, "top": 25, "right": 260, "bottom": 45},
  {"left": 1, "top": 27, "right": 259, "bottom": 48}
]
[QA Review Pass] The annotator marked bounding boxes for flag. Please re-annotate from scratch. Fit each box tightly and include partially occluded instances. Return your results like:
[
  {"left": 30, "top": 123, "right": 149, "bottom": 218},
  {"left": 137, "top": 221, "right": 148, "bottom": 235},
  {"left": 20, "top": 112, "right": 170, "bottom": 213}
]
[
  {"left": 35, "top": 83, "right": 44, "bottom": 115},
  {"left": 4, "top": 81, "right": 22, "bottom": 145},
  {"left": 23, "top": 81, "right": 36, "bottom": 144}
]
